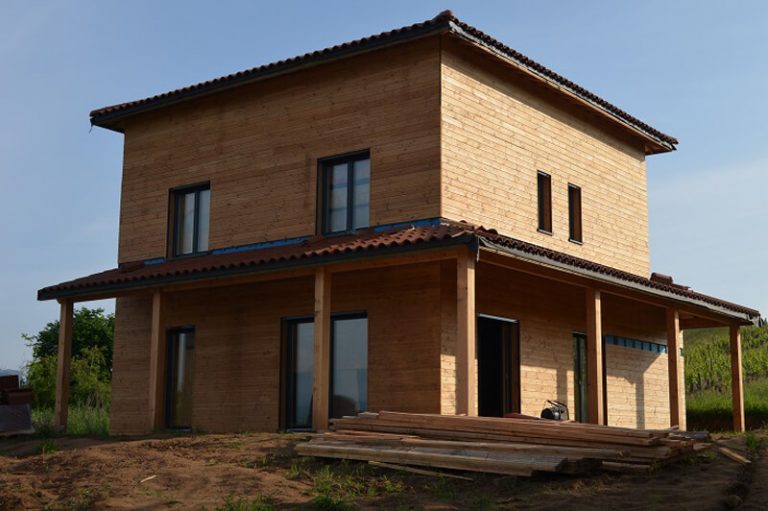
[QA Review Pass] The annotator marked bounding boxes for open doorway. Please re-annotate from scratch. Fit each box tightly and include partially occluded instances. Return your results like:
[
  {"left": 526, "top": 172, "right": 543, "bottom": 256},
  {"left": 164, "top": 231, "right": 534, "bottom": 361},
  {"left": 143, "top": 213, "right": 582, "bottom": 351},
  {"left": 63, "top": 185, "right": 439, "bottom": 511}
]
[{"left": 477, "top": 315, "right": 520, "bottom": 417}]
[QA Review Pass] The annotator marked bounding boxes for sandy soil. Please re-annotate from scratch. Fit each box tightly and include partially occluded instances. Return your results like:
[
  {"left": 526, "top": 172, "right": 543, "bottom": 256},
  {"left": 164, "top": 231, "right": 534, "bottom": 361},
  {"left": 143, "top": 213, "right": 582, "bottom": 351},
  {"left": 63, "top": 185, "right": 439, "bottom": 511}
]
[{"left": 0, "top": 431, "right": 764, "bottom": 510}]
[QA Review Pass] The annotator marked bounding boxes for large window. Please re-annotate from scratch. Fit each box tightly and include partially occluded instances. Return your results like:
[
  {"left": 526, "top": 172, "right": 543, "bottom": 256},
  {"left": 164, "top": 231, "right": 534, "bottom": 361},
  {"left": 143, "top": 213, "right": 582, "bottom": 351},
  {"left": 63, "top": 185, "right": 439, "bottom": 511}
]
[
  {"left": 171, "top": 184, "right": 210, "bottom": 257},
  {"left": 319, "top": 151, "right": 370, "bottom": 234},
  {"left": 330, "top": 314, "right": 368, "bottom": 419},
  {"left": 537, "top": 172, "right": 552, "bottom": 233},
  {"left": 568, "top": 184, "right": 582, "bottom": 243}
]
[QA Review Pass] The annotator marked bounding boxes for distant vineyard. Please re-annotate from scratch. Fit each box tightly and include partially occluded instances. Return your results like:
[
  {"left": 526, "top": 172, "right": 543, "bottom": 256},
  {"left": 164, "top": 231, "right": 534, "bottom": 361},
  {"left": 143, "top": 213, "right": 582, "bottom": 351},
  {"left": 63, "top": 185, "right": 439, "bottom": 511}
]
[{"left": 684, "top": 322, "right": 768, "bottom": 394}]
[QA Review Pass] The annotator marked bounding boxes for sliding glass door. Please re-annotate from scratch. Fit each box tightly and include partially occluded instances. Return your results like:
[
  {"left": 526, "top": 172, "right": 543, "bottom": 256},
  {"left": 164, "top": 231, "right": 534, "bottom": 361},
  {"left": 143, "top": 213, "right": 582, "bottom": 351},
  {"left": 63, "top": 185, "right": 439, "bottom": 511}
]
[
  {"left": 282, "top": 313, "right": 368, "bottom": 429},
  {"left": 166, "top": 328, "right": 195, "bottom": 429},
  {"left": 283, "top": 319, "right": 315, "bottom": 430},
  {"left": 330, "top": 314, "right": 368, "bottom": 419}
]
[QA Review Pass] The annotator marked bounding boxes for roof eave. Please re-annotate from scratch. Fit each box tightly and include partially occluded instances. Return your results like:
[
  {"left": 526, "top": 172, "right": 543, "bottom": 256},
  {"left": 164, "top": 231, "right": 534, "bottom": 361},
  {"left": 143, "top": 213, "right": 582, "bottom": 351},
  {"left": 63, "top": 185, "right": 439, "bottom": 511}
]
[
  {"left": 90, "top": 22, "right": 453, "bottom": 131},
  {"left": 443, "top": 25, "right": 677, "bottom": 155}
]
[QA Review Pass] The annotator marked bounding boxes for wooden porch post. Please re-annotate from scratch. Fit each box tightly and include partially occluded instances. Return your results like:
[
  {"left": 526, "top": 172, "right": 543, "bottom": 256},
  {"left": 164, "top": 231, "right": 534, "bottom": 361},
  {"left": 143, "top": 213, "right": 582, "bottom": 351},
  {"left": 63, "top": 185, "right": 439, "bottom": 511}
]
[
  {"left": 666, "top": 308, "right": 684, "bottom": 428},
  {"left": 730, "top": 324, "right": 745, "bottom": 432},
  {"left": 147, "top": 291, "right": 165, "bottom": 431},
  {"left": 585, "top": 288, "right": 604, "bottom": 425},
  {"left": 312, "top": 267, "right": 332, "bottom": 431},
  {"left": 54, "top": 299, "right": 74, "bottom": 431},
  {"left": 456, "top": 252, "right": 477, "bottom": 416}
]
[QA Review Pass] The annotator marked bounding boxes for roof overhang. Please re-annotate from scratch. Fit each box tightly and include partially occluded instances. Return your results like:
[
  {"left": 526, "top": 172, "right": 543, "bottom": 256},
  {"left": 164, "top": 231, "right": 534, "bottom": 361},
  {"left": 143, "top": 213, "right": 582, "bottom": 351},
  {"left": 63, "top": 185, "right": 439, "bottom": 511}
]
[{"left": 89, "top": 11, "right": 678, "bottom": 154}]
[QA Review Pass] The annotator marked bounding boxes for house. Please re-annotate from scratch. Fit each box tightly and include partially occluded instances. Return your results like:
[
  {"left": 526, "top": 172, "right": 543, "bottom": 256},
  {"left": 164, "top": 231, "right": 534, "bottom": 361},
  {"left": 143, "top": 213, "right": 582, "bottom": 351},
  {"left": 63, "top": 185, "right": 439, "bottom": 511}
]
[{"left": 39, "top": 11, "right": 759, "bottom": 435}]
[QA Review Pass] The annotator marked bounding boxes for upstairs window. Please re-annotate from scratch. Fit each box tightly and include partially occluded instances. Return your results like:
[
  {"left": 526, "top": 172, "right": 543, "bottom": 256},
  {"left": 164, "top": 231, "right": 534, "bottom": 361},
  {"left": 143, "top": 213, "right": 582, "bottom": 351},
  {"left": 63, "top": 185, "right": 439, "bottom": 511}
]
[
  {"left": 537, "top": 172, "right": 552, "bottom": 233},
  {"left": 568, "top": 184, "right": 582, "bottom": 243},
  {"left": 171, "top": 184, "right": 210, "bottom": 257},
  {"left": 319, "top": 151, "right": 370, "bottom": 235}
]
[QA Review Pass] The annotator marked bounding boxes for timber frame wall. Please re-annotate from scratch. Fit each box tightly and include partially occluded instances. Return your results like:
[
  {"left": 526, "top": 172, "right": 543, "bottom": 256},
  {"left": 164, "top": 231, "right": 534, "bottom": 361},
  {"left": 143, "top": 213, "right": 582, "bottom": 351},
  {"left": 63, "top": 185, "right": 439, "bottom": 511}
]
[{"left": 49, "top": 28, "right": 753, "bottom": 434}]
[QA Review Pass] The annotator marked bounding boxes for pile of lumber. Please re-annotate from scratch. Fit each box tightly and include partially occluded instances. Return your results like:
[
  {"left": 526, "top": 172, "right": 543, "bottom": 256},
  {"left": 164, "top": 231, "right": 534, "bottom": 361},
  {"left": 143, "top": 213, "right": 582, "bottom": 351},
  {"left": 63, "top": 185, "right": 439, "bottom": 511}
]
[{"left": 296, "top": 411, "right": 698, "bottom": 477}]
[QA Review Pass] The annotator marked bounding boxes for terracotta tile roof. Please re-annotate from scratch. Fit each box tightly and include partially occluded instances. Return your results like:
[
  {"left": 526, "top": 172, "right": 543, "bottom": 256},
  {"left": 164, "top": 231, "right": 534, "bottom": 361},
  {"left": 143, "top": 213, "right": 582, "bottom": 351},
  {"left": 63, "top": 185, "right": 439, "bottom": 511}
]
[
  {"left": 89, "top": 11, "right": 677, "bottom": 150},
  {"left": 38, "top": 220, "right": 758, "bottom": 320}
]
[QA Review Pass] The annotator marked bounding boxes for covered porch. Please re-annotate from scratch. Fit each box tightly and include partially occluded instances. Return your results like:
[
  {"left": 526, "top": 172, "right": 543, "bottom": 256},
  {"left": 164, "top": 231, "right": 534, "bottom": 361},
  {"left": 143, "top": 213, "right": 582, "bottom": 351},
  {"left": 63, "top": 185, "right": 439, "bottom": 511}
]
[{"left": 40, "top": 221, "right": 758, "bottom": 434}]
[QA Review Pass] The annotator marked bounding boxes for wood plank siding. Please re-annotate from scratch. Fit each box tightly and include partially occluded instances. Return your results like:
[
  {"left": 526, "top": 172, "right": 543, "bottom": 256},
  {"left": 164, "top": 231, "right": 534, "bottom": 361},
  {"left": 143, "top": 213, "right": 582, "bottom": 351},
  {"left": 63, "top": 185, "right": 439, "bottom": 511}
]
[
  {"left": 117, "top": 38, "right": 441, "bottom": 263},
  {"left": 109, "top": 262, "right": 442, "bottom": 435},
  {"left": 440, "top": 37, "right": 651, "bottom": 276}
]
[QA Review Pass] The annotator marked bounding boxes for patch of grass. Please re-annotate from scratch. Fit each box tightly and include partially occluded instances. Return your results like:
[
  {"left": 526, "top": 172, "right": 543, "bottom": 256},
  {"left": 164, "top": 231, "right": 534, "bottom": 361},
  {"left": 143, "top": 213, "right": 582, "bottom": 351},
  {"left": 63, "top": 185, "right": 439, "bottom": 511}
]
[
  {"left": 311, "top": 494, "right": 351, "bottom": 510},
  {"left": 216, "top": 495, "right": 277, "bottom": 511},
  {"left": 37, "top": 438, "right": 57, "bottom": 455},
  {"left": 745, "top": 431, "right": 766, "bottom": 457},
  {"left": 44, "top": 487, "right": 101, "bottom": 511},
  {"left": 687, "top": 379, "right": 768, "bottom": 431},
  {"left": 33, "top": 405, "right": 110, "bottom": 437}
]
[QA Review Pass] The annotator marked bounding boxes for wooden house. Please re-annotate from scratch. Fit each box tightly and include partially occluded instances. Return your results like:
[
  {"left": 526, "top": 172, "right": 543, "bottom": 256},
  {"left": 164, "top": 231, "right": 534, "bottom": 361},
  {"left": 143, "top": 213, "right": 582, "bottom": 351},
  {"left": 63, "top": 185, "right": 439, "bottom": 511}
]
[{"left": 39, "top": 11, "right": 759, "bottom": 435}]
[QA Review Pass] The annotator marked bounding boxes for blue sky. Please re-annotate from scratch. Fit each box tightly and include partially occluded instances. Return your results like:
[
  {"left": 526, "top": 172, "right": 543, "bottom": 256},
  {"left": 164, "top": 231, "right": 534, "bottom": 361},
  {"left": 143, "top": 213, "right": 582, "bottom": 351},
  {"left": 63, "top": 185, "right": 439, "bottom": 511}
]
[{"left": 1, "top": 1, "right": 766, "bottom": 370}]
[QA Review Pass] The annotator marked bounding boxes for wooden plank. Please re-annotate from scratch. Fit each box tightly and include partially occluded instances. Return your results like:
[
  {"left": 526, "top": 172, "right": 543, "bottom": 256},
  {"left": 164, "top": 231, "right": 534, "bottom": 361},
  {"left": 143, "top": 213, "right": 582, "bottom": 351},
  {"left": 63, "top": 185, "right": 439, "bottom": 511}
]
[
  {"left": 368, "top": 460, "right": 474, "bottom": 480},
  {"left": 54, "top": 300, "right": 74, "bottom": 432},
  {"left": 718, "top": 445, "right": 751, "bottom": 465},
  {"left": 666, "top": 308, "right": 683, "bottom": 429},
  {"left": 312, "top": 267, "right": 332, "bottom": 431},
  {"left": 586, "top": 288, "right": 604, "bottom": 425},
  {"left": 730, "top": 324, "right": 745, "bottom": 432},
  {"left": 147, "top": 291, "right": 165, "bottom": 430},
  {"left": 456, "top": 252, "right": 476, "bottom": 416}
]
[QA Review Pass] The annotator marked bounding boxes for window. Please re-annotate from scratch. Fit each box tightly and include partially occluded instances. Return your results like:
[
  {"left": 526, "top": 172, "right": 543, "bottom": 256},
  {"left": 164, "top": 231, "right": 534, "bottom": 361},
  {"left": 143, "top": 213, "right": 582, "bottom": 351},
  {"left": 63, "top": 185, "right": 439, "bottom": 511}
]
[
  {"left": 537, "top": 172, "right": 552, "bottom": 233},
  {"left": 568, "top": 184, "right": 582, "bottom": 243},
  {"left": 330, "top": 313, "right": 368, "bottom": 419},
  {"left": 166, "top": 328, "right": 195, "bottom": 429},
  {"left": 573, "top": 333, "right": 607, "bottom": 424},
  {"left": 282, "top": 318, "right": 315, "bottom": 430},
  {"left": 170, "top": 184, "right": 210, "bottom": 256},
  {"left": 319, "top": 151, "right": 370, "bottom": 234}
]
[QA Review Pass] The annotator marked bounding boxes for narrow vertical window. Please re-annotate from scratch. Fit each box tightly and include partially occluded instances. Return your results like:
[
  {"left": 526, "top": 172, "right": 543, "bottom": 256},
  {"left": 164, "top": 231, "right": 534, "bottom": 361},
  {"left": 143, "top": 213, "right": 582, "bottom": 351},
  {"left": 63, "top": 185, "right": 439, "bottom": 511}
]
[
  {"left": 568, "top": 184, "right": 582, "bottom": 243},
  {"left": 320, "top": 151, "right": 370, "bottom": 234},
  {"left": 171, "top": 184, "right": 210, "bottom": 256},
  {"left": 537, "top": 172, "right": 552, "bottom": 233},
  {"left": 330, "top": 314, "right": 368, "bottom": 419},
  {"left": 166, "top": 328, "right": 195, "bottom": 429}
]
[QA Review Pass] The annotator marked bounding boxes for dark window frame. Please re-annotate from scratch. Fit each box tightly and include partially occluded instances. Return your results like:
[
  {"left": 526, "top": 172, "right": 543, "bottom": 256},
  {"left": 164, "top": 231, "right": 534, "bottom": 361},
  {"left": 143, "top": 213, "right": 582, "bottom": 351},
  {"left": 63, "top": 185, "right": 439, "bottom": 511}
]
[
  {"left": 568, "top": 184, "right": 583, "bottom": 244},
  {"left": 318, "top": 150, "right": 370, "bottom": 235},
  {"left": 169, "top": 182, "right": 211, "bottom": 258},
  {"left": 165, "top": 325, "right": 195, "bottom": 430},
  {"left": 537, "top": 171, "right": 552, "bottom": 234}
]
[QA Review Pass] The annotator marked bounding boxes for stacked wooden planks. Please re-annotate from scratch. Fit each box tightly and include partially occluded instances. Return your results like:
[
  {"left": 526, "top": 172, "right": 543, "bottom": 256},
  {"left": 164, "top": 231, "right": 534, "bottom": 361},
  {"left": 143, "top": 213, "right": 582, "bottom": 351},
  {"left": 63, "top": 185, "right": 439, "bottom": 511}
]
[{"left": 295, "top": 411, "right": 697, "bottom": 477}]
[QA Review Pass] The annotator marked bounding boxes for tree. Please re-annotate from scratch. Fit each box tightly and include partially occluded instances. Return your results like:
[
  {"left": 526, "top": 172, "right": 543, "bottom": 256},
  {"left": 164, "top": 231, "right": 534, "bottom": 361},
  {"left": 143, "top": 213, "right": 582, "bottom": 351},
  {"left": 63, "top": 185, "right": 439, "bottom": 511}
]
[
  {"left": 23, "top": 307, "right": 115, "bottom": 370},
  {"left": 23, "top": 307, "right": 114, "bottom": 409}
]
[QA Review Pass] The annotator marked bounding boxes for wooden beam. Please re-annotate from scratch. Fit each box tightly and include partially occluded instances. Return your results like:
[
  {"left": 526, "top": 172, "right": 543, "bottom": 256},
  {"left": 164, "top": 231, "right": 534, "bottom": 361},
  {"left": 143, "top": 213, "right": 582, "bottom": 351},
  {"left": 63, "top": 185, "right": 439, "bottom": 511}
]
[
  {"left": 54, "top": 299, "right": 74, "bottom": 431},
  {"left": 479, "top": 248, "right": 750, "bottom": 326},
  {"left": 147, "top": 291, "right": 165, "bottom": 431},
  {"left": 313, "top": 267, "right": 332, "bottom": 431},
  {"left": 730, "top": 324, "right": 745, "bottom": 432},
  {"left": 666, "top": 309, "right": 684, "bottom": 429},
  {"left": 456, "top": 251, "right": 477, "bottom": 416},
  {"left": 586, "top": 288, "right": 604, "bottom": 425}
]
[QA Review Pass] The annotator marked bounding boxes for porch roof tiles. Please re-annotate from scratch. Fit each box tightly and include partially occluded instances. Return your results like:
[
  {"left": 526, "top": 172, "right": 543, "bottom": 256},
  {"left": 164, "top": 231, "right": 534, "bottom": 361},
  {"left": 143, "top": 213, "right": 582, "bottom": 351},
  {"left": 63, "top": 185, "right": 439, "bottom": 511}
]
[{"left": 37, "top": 220, "right": 759, "bottom": 322}]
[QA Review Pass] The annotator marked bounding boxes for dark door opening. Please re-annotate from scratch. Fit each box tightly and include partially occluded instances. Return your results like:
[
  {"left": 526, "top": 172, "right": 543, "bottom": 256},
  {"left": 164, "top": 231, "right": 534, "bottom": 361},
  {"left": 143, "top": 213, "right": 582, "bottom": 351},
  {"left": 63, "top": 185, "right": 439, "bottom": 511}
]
[
  {"left": 165, "top": 328, "right": 195, "bottom": 429},
  {"left": 477, "top": 315, "right": 520, "bottom": 417}
]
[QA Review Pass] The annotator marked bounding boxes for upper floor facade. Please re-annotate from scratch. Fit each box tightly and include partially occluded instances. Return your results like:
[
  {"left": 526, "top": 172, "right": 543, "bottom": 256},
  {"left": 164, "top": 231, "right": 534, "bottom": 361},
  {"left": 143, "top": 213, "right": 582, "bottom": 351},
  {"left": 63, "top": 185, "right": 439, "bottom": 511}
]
[{"left": 94, "top": 12, "right": 677, "bottom": 277}]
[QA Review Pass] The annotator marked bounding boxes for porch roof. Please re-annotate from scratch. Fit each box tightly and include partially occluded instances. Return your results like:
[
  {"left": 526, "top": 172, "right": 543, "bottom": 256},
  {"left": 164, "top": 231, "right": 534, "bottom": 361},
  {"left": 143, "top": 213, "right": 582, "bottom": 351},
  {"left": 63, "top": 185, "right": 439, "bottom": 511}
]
[{"left": 37, "top": 219, "right": 759, "bottom": 323}]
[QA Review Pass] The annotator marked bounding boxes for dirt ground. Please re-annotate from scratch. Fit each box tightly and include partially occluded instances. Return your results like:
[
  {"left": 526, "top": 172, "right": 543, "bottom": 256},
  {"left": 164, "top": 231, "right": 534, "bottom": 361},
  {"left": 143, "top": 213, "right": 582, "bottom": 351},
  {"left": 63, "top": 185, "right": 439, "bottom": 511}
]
[{"left": 0, "top": 431, "right": 764, "bottom": 510}]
